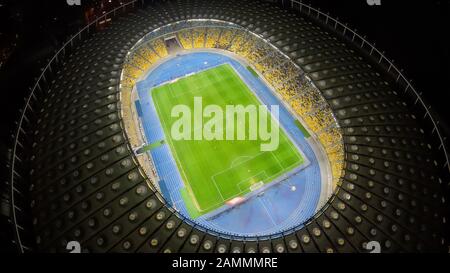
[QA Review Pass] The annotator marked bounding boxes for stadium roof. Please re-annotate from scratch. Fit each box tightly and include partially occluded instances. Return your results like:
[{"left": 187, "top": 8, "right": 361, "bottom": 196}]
[{"left": 6, "top": 0, "right": 449, "bottom": 253}]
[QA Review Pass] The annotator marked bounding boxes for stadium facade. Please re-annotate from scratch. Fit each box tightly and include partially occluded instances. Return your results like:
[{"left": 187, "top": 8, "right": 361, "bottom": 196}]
[{"left": 5, "top": 0, "right": 449, "bottom": 253}]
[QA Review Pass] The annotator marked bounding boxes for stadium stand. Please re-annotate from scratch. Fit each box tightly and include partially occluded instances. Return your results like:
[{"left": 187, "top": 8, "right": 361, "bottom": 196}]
[
  {"left": 177, "top": 29, "right": 194, "bottom": 49},
  {"left": 5, "top": 0, "right": 448, "bottom": 253}
]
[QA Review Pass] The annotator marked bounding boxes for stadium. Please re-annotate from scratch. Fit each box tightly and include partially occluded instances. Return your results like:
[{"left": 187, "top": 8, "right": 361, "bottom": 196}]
[{"left": 1, "top": 0, "right": 449, "bottom": 253}]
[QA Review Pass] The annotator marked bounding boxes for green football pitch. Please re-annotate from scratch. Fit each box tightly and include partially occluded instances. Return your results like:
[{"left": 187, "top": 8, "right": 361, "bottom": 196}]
[{"left": 151, "top": 64, "right": 304, "bottom": 218}]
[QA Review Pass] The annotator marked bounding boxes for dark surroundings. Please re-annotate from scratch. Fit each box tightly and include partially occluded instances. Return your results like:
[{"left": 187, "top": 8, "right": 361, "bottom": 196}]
[{"left": 0, "top": 0, "right": 448, "bottom": 252}]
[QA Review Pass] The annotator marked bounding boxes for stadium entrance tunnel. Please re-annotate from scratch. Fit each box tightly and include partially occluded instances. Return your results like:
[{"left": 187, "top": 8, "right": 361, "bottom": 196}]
[{"left": 120, "top": 20, "right": 343, "bottom": 237}]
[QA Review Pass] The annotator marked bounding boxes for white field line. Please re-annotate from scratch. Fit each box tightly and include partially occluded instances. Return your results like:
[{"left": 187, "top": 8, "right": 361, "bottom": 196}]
[
  {"left": 237, "top": 171, "right": 268, "bottom": 192},
  {"left": 258, "top": 198, "right": 277, "bottom": 226},
  {"left": 226, "top": 62, "right": 311, "bottom": 168},
  {"left": 152, "top": 92, "right": 204, "bottom": 211},
  {"left": 230, "top": 156, "right": 252, "bottom": 168},
  {"left": 211, "top": 151, "right": 264, "bottom": 181},
  {"left": 270, "top": 151, "right": 284, "bottom": 171},
  {"left": 152, "top": 62, "right": 228, "bottom": 90},
  {"left": 152, "top": 64, "right": 243, "bottom": 213}
]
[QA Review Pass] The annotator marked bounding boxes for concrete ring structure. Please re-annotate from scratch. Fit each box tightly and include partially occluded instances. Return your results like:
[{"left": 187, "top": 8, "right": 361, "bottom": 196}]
[{"left": 7, "top": 0, "right": 449, "bottom": 253}]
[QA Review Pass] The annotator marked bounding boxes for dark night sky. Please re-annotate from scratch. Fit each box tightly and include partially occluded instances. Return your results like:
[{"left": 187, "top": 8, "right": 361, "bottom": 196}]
[{"left": 0, "top": 0, "right": 448, "bottom": 145}]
